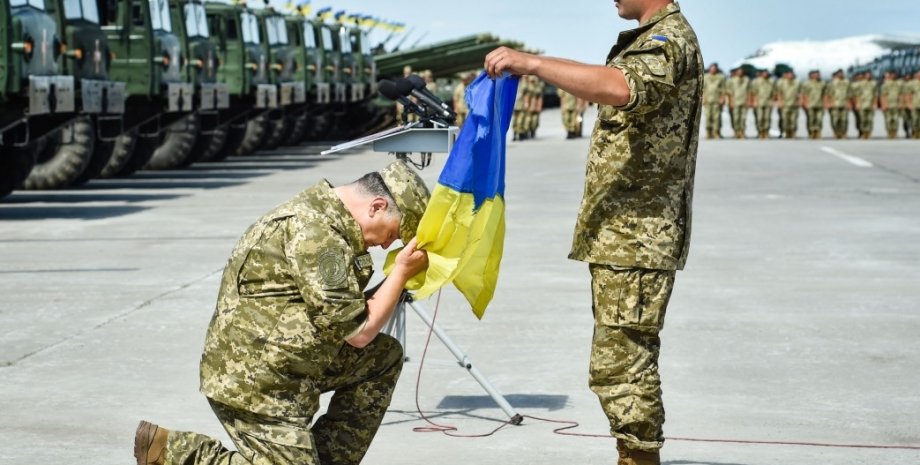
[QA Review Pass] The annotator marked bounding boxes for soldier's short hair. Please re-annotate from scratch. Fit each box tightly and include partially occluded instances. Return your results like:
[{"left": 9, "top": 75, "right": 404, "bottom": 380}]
[{"left": 353, "top": 172, "right": 399, "bottom": 211}]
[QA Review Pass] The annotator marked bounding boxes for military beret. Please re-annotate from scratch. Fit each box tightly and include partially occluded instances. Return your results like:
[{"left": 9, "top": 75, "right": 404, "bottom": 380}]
[{"left": 379, "top": 160, "right": 431, "bottom": 244}]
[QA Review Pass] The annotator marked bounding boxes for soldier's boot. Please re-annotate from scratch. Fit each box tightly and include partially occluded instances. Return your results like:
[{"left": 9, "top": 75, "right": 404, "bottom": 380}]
[
  {"left": 617, "top": 441, "right": 660, "bottom": 465},
  {"left": 134, "top": 420, "right": 169, "bottom": 465},
  {"left": 706, "top": 129, "right": 713, "bottom": 139},
  {"left": 888, "top": 130, "right": 897, "bottom": 139}
]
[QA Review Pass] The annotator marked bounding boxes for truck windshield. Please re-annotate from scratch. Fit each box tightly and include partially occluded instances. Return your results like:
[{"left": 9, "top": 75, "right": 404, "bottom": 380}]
[
  {"left": 62, "top": 0, "right": 99, "bottom": 23},
  {"left": 338, "top": 28, "right": 351, "bottom": 54},
  {"left": 184, "top": 3, "right": 208, "bottom": 38},
  {"left": 240, "top": 12, "right": 259, "bottom": 45},
  {"left": 10, "top": 0, "right": 45, "bottom": 10},
  {"left": 268, "top": 17, "right": 287, "bottom": 45},
  {"left": 148, "top": 0, "right": 172, "bottom": 32},
  {"left": 302, "top": 23, "right": 316, "bottom": 49},
  {"left": 321, "top": 27, "right": 333, "bottom": 52}
]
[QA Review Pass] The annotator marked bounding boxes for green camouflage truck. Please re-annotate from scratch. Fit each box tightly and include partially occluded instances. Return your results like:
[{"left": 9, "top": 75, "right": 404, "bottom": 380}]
[{"left": 0, "top": 0, "right": 76, "bottom": 197}]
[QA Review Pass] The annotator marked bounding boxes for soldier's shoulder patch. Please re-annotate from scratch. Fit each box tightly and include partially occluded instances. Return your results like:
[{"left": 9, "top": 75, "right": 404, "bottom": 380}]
[
  {"left": 651, "top": 35, "right": 669, "bottom": 42},
  {"left": 318, "top": 246, "right": 348, "bottom": 288}
]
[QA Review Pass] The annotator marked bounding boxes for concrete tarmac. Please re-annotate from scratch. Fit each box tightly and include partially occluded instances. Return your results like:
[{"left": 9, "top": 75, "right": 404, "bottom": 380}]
[{"left": 2, "top": 109, "right": 919, "bottom": 465}]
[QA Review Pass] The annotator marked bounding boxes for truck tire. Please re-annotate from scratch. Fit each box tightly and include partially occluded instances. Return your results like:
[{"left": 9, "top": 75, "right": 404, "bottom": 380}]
[
  {"left": 261, "top": 117, "right": 290, "bottom": 151},
  {"left": 210, "top": 123, "right": 248, "bottom": 161},
  {"left": 115, "top": 133, "right": 162, "bottom": 177},
  {"left": 282, "top": 113, "right": 309, "bottom": 147},
  {"left": 144, "top": 115, "right": 200, "bottom": 170},
  {"left": 97, "top": 131, "right": 139, "bottom": 179},
  {"left": 192, "top": 124, "right": 229, "bottom": 162},
  {"left": 0, "top": 145, "right": 38, "bottom": 198},
  {"left": 23, "top": 117, "right": 94, "bottom": 190},
  {"left": 231, "top": 114, "right": 269, "bottom": 157}
]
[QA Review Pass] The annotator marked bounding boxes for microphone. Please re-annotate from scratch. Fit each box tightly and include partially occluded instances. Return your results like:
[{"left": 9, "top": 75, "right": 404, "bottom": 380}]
[
  {"left": 397, "top": 76, "right": 456, "bottom": 122},
  {"left": 378, "top": 79, "right": 428, "bottom": 119},
  {"left": 406, "top": 74, "right": 454, "bottom": 113}
]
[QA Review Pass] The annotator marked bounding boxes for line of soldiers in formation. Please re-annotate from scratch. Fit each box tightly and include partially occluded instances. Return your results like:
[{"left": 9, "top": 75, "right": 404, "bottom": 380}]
[{"left": 704, "top": 64, "right": 920, "bottom": 140}]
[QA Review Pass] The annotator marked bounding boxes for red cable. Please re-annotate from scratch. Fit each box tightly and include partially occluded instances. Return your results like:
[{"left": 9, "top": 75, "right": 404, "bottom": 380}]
[{"left": 406, "top": 294, "right": 920, "bottom": 451}]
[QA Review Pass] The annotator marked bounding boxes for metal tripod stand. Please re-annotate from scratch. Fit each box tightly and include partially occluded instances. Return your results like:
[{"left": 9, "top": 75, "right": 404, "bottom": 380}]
[{"left": 383, "top": 291, "right": 523, "bottom": 425}]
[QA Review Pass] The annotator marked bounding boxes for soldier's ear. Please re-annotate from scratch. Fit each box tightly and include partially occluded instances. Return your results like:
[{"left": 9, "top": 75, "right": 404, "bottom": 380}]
[{"left": 368, "top": 197, "right": 389, "bottom": 217}]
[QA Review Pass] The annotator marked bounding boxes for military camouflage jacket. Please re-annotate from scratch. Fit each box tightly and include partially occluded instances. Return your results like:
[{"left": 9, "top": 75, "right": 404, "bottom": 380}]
[
  {"left": 774, "top": 78, "right": 801, "bottom": 107},
  {"left": 570, "top": 2, "right": 702, "bottom": 271},
  {"left": 800, "top": 79, "right": 826, "bottom": 108},
  {"left": 880, "top": 80, "right": 902, "bottom": 108},
  {"left": 200, "top": 181, "right": 374, "bottom": 417},
  {"left": 852, "top": 79, "right": 878, "bottom": 110},
  {"left": 725, "top": 75, "right": 749, "bottom": 107},
  {"left": 703, "top": 72, "right": 725, "bottom": 105},
  {"left": 825, "top": 78, "right": 850, "bottom": 107},
  {"left": 749, "top": 77, "right": 774, "bottom": 107}
]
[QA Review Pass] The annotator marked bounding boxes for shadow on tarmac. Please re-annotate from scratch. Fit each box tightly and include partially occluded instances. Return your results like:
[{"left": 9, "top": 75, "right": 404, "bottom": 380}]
[
  {"left": 437, "top": 394, "right": 569, "bottom": 411},
  {"left": 0, "top": 192, "right": 185, "bottom": 204},
  {"left": 665, "top": 461, "right": 751, "bottom": 465},
  {"left": 0, "top": 205, "right": 149, "bottom": 220}
]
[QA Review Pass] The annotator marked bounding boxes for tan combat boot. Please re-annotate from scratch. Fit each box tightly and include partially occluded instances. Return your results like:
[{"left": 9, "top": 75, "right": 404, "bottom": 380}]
[
  {"left": 135, "top": 420, "right": 169, "bottom": 465},
  {"left": 617, "top": 441, "right": 660, "bottom": 465}
]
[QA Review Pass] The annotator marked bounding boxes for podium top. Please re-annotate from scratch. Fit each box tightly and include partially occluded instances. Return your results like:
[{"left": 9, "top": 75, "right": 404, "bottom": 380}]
[{"left": 322, "top": 123, "right": 458, "bottom": 155}]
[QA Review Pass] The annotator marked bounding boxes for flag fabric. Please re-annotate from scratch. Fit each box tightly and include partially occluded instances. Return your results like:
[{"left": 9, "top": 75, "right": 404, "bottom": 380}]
[{"left": 386, "top": 72, "right": 518, "bottom": 318}]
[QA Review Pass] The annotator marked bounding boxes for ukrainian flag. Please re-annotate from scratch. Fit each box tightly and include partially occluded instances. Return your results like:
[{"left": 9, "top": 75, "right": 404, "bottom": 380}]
[{"left": 389, "top": 72, "right": 518, "bottom": 318}]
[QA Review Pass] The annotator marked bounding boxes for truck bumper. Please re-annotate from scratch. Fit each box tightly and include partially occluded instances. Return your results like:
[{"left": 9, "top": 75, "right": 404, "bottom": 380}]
[
  {"left": 255, "top": 84, "right": 278, "bottom": 109},
  {"left": 279, "top": 82, "right": 306, "bottom": 106},
  {"left": 166, "top": 83, "right": 195, "bottom": 112},
  {"left": 81, "top": 79, "right": 126, "bottom": 114},
  {"left": 28, "top": 76, "right": 76, "bottom": 115}
]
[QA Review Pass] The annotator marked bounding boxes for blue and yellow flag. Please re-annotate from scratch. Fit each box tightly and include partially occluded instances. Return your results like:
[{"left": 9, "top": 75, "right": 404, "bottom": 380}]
[{"left": 388, "top": 72, "right": 518, "bottom": 318}]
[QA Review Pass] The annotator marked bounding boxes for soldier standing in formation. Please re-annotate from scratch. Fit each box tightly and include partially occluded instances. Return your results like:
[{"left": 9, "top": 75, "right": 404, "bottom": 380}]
[
  {"left": 879, "top": 70, "right": 903, "bottom": 139},
  {"left": 524, "top": 75, "right": 546, "bottom": 139},
  {"left": 512, "top": 75, "right": 529, "bottom": 140},
  {"left": 851, "top": 71, "right": 878, "bottom": 139},
  {"left": 824, "top": 69, "right": 851, "bottom": 139},
  {"left": 133, "top": 161, "right": 431, "bottom": 465},
  {"left": 907, "top": 71, "right": 920, "bottom": 138},
  {"left": 774, "top": 70, "right": 801, "bottom": 139},
  {"left": 452, "top": 72, "right": 474, "bottom": 128},
  {"left": 559, "top": 87, "right": 587, "bottom": 139},
  {"left": 748, "top": 69, "right": 774, "bottom": 139},
  {"left": 703, "top": 63, "right": 726, "bottom": 139},
  {"left": 725, "top": 67, "right": 750, "bottom": 138},
  {"left": 800, "top": 70, "right": 826, "bottom": 139},
  {"left": 899, "top": 72, "right": 915, "bottom": 138}
]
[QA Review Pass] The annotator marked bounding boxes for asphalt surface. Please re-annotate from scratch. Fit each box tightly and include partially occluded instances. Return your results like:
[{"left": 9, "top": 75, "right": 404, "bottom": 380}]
[{"left": 1, "top": 109, "right": 919, "bottom": 465}]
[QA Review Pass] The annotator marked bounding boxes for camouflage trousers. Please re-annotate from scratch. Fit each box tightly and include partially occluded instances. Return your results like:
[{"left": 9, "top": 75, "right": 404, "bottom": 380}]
[
  {"left": 728, "top": 106, "right": 747, "bottom": 136},
  {"left": 512, "top": 109, "right": 526, "bottom": 135},
  {"left": 753, "top": 106, "right": 772, "bottom": 133},
  {"left": 525, "top": 110, "right": 541, "bottom": 133},
  {"left": 854, "top": 109, "right": 874, "bottom": 136},
  {"left": 455, "top": 109, "right": 468, "bottom": 129},
  {"left": 588, "top": 264, "right": 676, "bottom": 453},
  {"left": 164, "top": 335, "right": 404, "bottom": 465},
  {"left": 804, "top": 107, "right": 824, "bottom": 135},
  {"left": 911, "top": 109, "right": 920, "bottom": 138},
  {"left": 562, "top": 109, "right": 580, "bottom": 133},
  {"left": 828, "top": 108, "right": 849, "bottom": 137},
  {"left": 884, "top": 109, "right": 901, "bottom": 136},
  {"left": 704, "top": 104, "right": 722, "bottom": 133},
  {"left": 779, "top": 106, "right": 799, "bottom": 136}
]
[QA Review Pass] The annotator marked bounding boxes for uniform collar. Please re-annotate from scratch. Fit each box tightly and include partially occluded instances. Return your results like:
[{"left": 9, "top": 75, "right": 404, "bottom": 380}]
[
  {"left": 641, "top": 1, "right": 681, "bottom": 27},
  {"left": 301, "top": 180, "right": 367, "bottom": 252}
]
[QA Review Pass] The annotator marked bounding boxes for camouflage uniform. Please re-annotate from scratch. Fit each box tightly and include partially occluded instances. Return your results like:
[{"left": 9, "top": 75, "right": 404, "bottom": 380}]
[
  {"left": 748, "top": 73, "right": 774, "bottom": 138},
  {"left": 898, "top": 75, "right": 915, "bottom": 138},
  {"left": 724, "top": 71, "right": 749, "bottom": 138},
  {"left": 165, "top": 180, "right": 404, "bottom": 465},
  {"left": 825, "top": 73, "right": 851, "bottom": 139},
  {"left": 702, "top": 68, "right": 725, "bottom": 138},
  {"left": 572, "top": 2, "right": 701, "bottom": 453},
  {"left": 559, "top": 88, "right": 585, "bottom": 138},
  {"left": 880, "top": 74, "right": 903, "bottom": 138},
  {"left": 907, "top": 73, "right": 920, "bottom": 138},
  {"left": 800, "top": 74, "right": 826, "bottom": 139},
  {"left": 453, "top": 79, "right": 469, "bottom": 128},
  {"left": 524, "top": 76, "right": 545, "bottom": 138},
  {"left": 774, "top": 74, "right": 801, "bottom": 138},
  {"left": 512, "top": 76, "right": 529, "bottom": 140},
  {"left": 851, "top": 74, "right": 878, "bottom": 139}
]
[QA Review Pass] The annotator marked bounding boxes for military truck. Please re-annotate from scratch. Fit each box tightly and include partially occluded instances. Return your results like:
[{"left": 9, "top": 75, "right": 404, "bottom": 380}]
[
  {"left": 93, "top": 0, "right": 195, "bottom": 177},
  {"left": 20, "top": 0, "right": 127, "bottom": 190},
  {"left": 143, "top": 0, "right": 230, "bottom": 169},
  {"left": 0, "top": 0, "right": 76, "bottom": 197},
  {"left": 195, "top": 2, "right": 276, "bottom": 161}
]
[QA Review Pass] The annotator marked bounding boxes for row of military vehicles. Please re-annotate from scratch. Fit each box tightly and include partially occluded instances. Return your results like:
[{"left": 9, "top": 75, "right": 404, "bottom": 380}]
[{"left": 0, "top": 0, "right": 387, "bottom": 198}]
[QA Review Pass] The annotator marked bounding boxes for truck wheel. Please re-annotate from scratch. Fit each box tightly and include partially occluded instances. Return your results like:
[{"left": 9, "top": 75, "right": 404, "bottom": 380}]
[
  {"left": 23, "top": 116, "right": 94, "bottom": 190},
  {"left": 144, "top": 115, "right": 200, "bottom": 170},
  {"left": 0, "top": 145, "right": 38, "bottom": 198},
  {"left": 192, "top": 124, "right": 229, "bottom": 162},
  {"left": 232, "top": 114, "right": 269, "bottom": 157},
  {"left": 283, "top": 114, "right": 309, "bottom": 146},
  {"left": 210, "top": 123, "right": 248, "bottom": 161},
  {"left": 115, "top": 133, "right": 162, "bottom": 177},
  {"left": 97, "top": 131, "right": 139, "bottom": 179},
  {"left": 261, "top": 117, "right": 290, "bottom": 151}
]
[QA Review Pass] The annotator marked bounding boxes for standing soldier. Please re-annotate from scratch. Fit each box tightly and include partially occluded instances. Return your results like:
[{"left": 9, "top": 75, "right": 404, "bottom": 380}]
[
  {"left": 525, "top": 75, "right": 546, "bottom": 139},
  {"left": 800, "top": 70, "right": 826, "bottom": 139},
  {"left": 824, "top": 69, "right": 851, "bottom": 139},
  {"left": 452, "top": 72, "right": 474, "bottom": 128},
  {"left": 725, "top": 67, "right": 750, "bottom": 138},
  {"left": 774, "top": 70, "right": 801, "bottom": 139},
  {"left": 703, "top": 63, "right": 726, "bottom": 139},
  {"left": 898, "top": 72, "right": 914, "bottom": 139},
  {"left": 879, "top": 70, "right": 903, "bottom": 139},
  {"left": 512, "top": 74, "right": 530, "bottom": 140},
  {"left": 852, "top": 71, "right": 878, "bottom": 139},
  {"left": 749, "top": 69, "right": 774, "bottom": 139},
  {"left": 908, "top": 70, "right": 920, "bottom": 138},
  {"left": 559, "top": 87, "right": 586, "bottom": 139}
]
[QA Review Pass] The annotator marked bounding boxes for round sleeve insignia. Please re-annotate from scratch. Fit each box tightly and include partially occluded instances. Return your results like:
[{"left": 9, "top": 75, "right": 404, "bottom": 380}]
[{"left": 318, "top": 247, "right": 348, "bottom": 288}]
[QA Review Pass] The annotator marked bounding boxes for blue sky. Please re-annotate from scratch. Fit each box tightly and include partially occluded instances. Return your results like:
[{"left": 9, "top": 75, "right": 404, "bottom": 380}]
[{"left": 280, "top": 0, "right": 920, "bottom": 70}]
